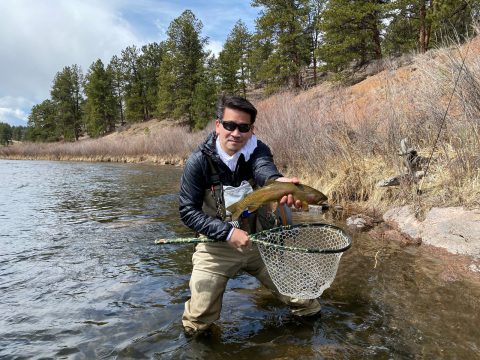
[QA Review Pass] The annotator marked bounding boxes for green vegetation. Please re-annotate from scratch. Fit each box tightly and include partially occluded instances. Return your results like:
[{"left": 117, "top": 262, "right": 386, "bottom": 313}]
[
  {"left": 0, "top": 122, "right": 27, "bottom": 145},
  {"left": 16, "top": 1, "right": 480, "bottom": 142}
]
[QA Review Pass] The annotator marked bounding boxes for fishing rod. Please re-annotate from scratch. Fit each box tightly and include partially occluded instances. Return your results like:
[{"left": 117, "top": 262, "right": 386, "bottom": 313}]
[{"left": 418, "top": 1, "right": 475, "bottom": 193}]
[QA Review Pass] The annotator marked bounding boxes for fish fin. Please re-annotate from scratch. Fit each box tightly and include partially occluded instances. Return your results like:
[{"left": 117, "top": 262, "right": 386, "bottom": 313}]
[
  {"left": 227, "top": 199, "right": 246, "bottom": 220},
  {"left": 301, "top": 201, "right": 309, "bottom": 211},
  {"left": 231, "top": 209, "right": 242, "bottom": 220},
  {"left": 264, "top": 179, "right": 277, "bottom": 186},
  {"left": 268, "top": 201, "right": 278, "bottom": 212}
]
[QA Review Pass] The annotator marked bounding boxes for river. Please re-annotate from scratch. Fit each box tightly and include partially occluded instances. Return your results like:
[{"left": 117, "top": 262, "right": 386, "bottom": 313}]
[{"left": 0, "top": 159, "right": 479, "bottom": 359}]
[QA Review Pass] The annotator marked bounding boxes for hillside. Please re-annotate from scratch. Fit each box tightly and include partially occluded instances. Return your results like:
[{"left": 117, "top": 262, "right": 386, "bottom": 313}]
[{"left": 1, "top": 36, "right": 479, "bottom": 213}]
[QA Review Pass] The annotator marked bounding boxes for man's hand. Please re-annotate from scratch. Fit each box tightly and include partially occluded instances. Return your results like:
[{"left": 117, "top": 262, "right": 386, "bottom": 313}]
[
  {"left": 228, "top": 228, "right": 251, "bottom": 249},
  {"left": 276, "top": 176, "right": 302, "bottom": 209}
]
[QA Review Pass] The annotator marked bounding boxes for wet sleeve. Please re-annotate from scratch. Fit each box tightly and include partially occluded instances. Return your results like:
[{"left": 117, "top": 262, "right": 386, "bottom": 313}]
[{"left": 178, "top": 153, "right": 233, "bottom": 241}]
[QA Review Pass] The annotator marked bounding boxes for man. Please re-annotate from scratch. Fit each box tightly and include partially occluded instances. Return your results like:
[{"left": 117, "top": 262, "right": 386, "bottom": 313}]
[{"left": 179, "top": 95, "right": 320, "bottom": 335}]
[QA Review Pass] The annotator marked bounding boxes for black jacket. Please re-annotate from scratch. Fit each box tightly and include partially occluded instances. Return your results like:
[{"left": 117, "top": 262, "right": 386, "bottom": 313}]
[{"left": 179, "top": 132, "right": 282, "bottom": 240}]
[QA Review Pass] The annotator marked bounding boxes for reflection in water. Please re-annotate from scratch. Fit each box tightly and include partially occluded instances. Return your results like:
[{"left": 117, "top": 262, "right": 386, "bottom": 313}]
[{"left": 0, "top": 159, "right": 479, "bottom": 359}]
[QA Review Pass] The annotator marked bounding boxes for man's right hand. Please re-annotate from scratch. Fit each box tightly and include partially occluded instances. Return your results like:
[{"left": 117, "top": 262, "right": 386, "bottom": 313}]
[{"left": 227, "top": 228, "right": 251, "bottom": 249}]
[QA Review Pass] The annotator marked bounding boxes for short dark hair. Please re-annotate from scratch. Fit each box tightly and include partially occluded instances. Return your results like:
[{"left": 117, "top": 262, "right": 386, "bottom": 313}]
[{"left": 216, "top": 95, "right": 257, "bottom": 124}]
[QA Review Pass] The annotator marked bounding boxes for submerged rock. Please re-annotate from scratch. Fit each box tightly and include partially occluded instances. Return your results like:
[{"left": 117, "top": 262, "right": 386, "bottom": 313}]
[{"left": 346, "top": 214, "right": 376, "bottom": 231}]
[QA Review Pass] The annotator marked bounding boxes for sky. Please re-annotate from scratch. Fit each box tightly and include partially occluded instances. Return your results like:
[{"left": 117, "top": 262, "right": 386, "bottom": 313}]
[{"left": 0, "top": 0, "right": 260, "bottom": 126}]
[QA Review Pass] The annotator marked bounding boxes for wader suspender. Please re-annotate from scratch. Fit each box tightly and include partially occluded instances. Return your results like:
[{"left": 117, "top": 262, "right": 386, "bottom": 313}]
[{"left": 206, "top": 157, "right": 226, "bottom": 221}]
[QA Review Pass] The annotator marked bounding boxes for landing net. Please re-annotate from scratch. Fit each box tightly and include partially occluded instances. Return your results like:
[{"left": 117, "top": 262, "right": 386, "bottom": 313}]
[
  {"left": 252, "top": 223, "right": 351, "bottom": 299},
  {"left": 155, "top": 223, "right": 351, "bottom": 299}
]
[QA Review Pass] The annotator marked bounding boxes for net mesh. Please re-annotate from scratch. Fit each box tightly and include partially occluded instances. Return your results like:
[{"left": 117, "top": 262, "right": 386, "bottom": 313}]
[{"left": 255, "top": 224, "right": 350, "bottom": 299}]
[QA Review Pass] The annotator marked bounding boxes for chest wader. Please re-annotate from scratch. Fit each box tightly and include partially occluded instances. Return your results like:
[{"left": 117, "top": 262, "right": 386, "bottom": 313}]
[
  {"left": 182, "top": 157, "right": 321, "bottom": 333},
  {"left": 204, "top": 157, "right": 277, "bottom": 233}
]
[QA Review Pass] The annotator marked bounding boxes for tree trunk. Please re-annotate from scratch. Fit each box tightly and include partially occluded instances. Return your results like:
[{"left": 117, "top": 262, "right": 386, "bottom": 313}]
[
  {"left": 372, "top": 13, "right": 382, "bottom": 59},
  {"left": 419, "top": 1, "right": 426, "bottom": 52},
  {"left": 418, "top": 0, "right": 433, "bottom": 53}
]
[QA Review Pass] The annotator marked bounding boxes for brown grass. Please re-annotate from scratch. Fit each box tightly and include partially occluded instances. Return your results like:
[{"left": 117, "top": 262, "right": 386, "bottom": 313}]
[
  {"left": 254, "top": 35, "right": 480, "bottom": 213},
  {"left": 2, "top": 35, "right": 479, "bottom": 213},
  {"left": 0, "top": 122, "right": 211, "bottom": 165}
]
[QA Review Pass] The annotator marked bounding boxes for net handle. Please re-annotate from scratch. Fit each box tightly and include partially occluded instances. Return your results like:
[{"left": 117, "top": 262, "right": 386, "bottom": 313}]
[{"left": 155, "top": 223, "right": 352, "bottom": 254}]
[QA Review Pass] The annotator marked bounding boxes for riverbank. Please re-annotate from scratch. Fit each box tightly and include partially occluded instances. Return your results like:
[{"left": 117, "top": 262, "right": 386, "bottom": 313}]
[{"left": 2, "top": 37, "right": 479, "bottom": 268}]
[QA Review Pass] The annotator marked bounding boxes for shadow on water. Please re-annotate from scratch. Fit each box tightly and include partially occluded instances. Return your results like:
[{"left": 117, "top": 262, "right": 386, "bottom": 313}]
[{"left": 1, "top": 160, "right": 479, "bottom": 359}]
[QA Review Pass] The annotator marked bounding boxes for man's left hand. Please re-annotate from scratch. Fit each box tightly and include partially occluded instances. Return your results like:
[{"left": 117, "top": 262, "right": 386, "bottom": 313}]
[{"left": 276, "top": 177, "right": 302, "bottom": 209}]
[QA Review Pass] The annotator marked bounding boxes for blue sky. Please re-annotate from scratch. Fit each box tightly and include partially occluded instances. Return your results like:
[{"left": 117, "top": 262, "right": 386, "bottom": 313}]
[{"left": 0, "top": 0, "right": 261, "bottom": 126}]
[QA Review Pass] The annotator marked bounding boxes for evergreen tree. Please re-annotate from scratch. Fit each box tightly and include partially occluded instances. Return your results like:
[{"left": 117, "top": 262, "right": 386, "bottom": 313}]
[
  {"left": 108, "top": 55, "right": 127, "bottom": 125},
  {"left": 320, "top": 0, "right": 385, "bottom": 71},
  {"left": 83, "top": 59, "right": 117, "bottom": 137},
  {"left": 191, "top": 54, "right": 218, "bottom": 129},
  {"left": 157, "top": 10, "right": 207, "bottom": 126},
  {"left": 252, "top": 0, "right": 312, "bottom": 92},
  {"left": 384, "top": 0, "right": 478, "bottom": 55},
  {"left": 0, "top": 123, "right": 12, "bottom": 145},
  {"left": 11, "top": 125, "right": 27, "bottom": 141},
  {"left": 307, "top": 0, "right": 328, "bottom": 85},
  {"left": 139, "top": 42, "right": 164, "bottom": 120},
  {"left": 217, "top": 20, "right": 252, "bottom": 96},
  {"left": 320, "top": 0, "right": 385, "bottom": 72},
  {"left": 248, "top": 34, "right": 275, "bottom": 87},
  {"left": 50, "top": 65, "right": 84, "bottom": 140},
  {"left": 121, "top": 46, "right": 147, "bottom": 122},
  {"left": 27, "top": 100, "right": 58, "bottom": 142}
]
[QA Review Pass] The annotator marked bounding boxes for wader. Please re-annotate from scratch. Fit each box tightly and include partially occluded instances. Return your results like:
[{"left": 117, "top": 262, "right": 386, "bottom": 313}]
[{"left": 182, "top": 159, "right": 320, "bottom": 332}]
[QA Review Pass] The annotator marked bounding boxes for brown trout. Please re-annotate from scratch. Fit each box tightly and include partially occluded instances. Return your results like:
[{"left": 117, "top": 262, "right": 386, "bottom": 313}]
[{"left": 226, "top": 181, "right": 327, "bottom": 220}]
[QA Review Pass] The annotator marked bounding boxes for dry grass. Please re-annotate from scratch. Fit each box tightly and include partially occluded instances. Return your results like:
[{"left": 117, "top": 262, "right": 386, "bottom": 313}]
[
  {"left": 253, "top": 35, "right": 480, "bottom": 213},
  {"left": 0, "top": 122, "right": 211, "bottom": 165},
  {"left": 2, "top": 35, "right": 479, "bottom": 213}
]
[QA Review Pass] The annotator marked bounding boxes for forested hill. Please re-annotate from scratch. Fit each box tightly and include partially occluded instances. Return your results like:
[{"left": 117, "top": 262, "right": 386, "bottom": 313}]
[{"left": 6, "top": 1, "right": 479, "bottom": 144}]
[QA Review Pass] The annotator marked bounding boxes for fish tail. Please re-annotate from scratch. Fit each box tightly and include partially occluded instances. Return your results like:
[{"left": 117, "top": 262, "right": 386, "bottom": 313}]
[{"left": 227, "top": 198, "right": 247, "bottom": 220}]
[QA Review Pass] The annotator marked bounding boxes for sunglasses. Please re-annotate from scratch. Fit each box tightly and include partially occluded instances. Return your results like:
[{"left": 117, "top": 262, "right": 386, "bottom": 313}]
[{"left": 219, "top": 120, "right": 252, "bottom": 133}]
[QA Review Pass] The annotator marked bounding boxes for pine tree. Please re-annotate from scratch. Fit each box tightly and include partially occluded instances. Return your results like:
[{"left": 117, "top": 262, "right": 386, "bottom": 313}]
[
  {"left": 50, "top": 65, "right": 83, "bottom": 140},
  {"left": 157, "top": 10, "right": 207, "bottom": 126},
  {"left": 108, "top": 55, "right": 127, "bottom": 126},
  {"left": 27, "top": 100, "right": 58, "bottom": 142},
  {"left": 217, "top": 20, "right": 252, "bottom": 96},
  {"left": 248, "top": 34, "right": 275, "bottom": 87},
  {"left": 11, "top": 125, "right": 26, "bottom": 141},
  {"left": 121, "top": 46, "right": 147, "bottom": 122},
  {"left": 139, "top": 42, "right": 164, "bottom": 120},
  {"left": 307, "top": 0, "right": 328, "bottom": 85},
  {"left": 384, "top": 0, "right": 478, "bottom": 55},
  {"left": 320, "top": 0, "right": 385, "bottom": 72},
  {"left": 83, "top": 59, "right": 117, "bottom": 137},
  {"left": 252, "top": 0, "right": 311, "bottom": 92},
  {"left": 0, "top": 123, "right": 12, "bottom": 145},
  {"left": 191, "top": 54, "right": 218, "bottom": 129}
]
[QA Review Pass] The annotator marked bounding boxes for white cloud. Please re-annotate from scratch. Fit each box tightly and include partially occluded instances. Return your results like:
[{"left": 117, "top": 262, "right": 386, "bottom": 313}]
[
  {"left": 0, "top": 0, "right": 142, "bottom": 125},
  {"left": 0, "top": 96, "right": 34, "bottom": 125},
  {"left": 0, "top": 0, "right": 259, "bottom": 126},
  {"left": 0, "top": 0, "right": 141, "bottom": 100}
]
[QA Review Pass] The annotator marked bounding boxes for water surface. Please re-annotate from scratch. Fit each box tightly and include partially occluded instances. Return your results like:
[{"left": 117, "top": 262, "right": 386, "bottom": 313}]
[{"left": 1, "top": 159, "right": 479, "bottom": 359}]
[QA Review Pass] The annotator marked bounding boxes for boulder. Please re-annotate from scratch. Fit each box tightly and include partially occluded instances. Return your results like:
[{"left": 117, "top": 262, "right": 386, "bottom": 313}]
[{"left": 383, "top": 206, "right": 480, "bottom": 258}]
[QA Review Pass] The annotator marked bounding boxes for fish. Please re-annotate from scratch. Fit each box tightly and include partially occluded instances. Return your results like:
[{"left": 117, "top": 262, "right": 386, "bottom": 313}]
[{"left": 226, "top": 181, "right": 328, "bottom": 220}]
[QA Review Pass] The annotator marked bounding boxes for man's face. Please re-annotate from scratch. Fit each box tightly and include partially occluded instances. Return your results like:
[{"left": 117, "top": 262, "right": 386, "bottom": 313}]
[{"left": 215, "top": 107, "right": 254, "bottom": 156}]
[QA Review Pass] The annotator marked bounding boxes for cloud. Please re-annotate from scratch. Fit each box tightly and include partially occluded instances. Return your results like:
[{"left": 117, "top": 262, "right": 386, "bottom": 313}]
[
  {"left": 0, "top": 0, "right": 142, "bottom": 125},
  {"left": 0, "top": 96, "right": 34, "bottom": 125},
  {"left": 0, "top": 0, "right": 260, "bottom": 126},
  {"left": 0, "top": 1, "right": 141, "bottom": 101}
]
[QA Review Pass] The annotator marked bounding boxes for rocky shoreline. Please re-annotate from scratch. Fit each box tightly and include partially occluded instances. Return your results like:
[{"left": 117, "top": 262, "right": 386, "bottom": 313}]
[
  {"left": 2, "top": 156, "right": 478, "bottom": 278},
  {"left": 347, "top": 206, "right": 480, "bottom": 279}
]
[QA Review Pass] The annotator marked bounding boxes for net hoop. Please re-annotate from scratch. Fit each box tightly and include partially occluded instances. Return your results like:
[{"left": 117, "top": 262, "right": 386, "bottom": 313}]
[
  {"left": 251, "top": 223, "right": 351, "bottom": 253},
  {"left": 155, "top": 222, "right": 351, "bottom": 299},
  {"left": 253, "top": 223, "right": 351, "bottom": 299}
]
